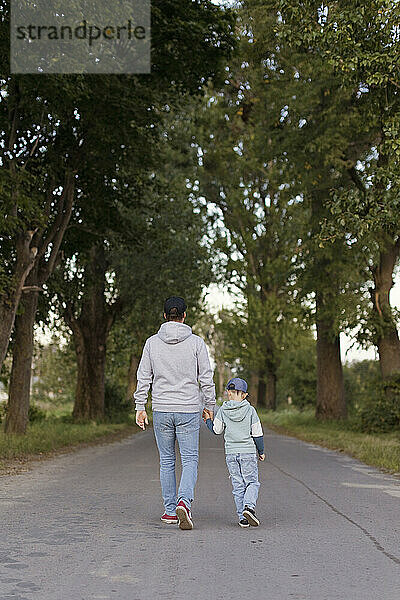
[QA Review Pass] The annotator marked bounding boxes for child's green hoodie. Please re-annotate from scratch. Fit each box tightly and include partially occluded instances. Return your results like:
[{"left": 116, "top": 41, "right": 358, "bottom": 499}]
[{"left": 211, "top": 399, "right": 263, "bottom": 455}]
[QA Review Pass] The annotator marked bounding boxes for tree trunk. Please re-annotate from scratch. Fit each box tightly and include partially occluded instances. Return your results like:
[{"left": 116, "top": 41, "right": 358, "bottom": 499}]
[
  {"left": 126, "top": 353, "right": 139, "bottom": 402},
  {"left": 315, "top": 292, "right": 346, "bottom": 420},
  {"left": 72, "top": 321, "right": 107, "bottom": 421},
  {"left": 216, "top": 360, "right": 226, "bottom": 399},
  {"left": 265, "top": 370, "right": 277, "bottom": 410},
  {"left": 310, "top": 191, "right": 346, "bottom": 420},
  {"left": 67, "top": 244, "right": 116, "bottom": 422},
  {"left": 370, "top": 237, "right": 400, "bottom": 381},
  {"left": 257, "top": 375, "right": 266, "bottom": 408},
  {"left": 4, "top": 289, "right": 39, "bottom": 434},
  {"left": 249, "top": 371, "right": 259, "bottom": 406},
  {"left": 0, "top": 231, "right": 37, "bottom": 372},
  {"left": 4, "top": 172, "right": 76, "bottom": 432},
  {"left": 257, "top": 368, "right": 276, "bottom": 410}
]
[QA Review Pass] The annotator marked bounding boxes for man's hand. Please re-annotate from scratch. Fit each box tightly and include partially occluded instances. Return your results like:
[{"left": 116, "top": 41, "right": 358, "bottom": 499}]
[
  {"left": 259, "top": 453, "right": 266, "bottom": 461},
  {"left": 202, "top": 408, "right": 213, "bottom": 422},
  {"left": 136, "top": 410, "right": 149, "bottom": 430}
]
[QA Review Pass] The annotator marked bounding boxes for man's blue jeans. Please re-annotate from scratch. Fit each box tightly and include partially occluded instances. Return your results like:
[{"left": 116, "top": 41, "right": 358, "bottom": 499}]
[
  {"left": 153, "top": 411, "right": 200, "bottom": 515},
  {"left": 226, "top": 453, "right": 260, "bottom": 520}
]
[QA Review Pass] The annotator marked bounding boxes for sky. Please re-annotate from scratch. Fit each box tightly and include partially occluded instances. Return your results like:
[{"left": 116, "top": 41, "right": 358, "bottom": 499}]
[{"left": 204, "top": 277, "right": 400, "bottom": 363}]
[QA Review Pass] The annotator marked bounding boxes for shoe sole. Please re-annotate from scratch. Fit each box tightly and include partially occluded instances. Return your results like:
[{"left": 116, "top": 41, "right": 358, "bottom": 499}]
[
  {"left": 243, "top": 509, "right": 260, "bottom": 527},
  {"left": 161, "top": 518, "right": 178, "bottom": 524},
  {"left": 239, "top": 522, "right": 250, "bottom": 528},
  {"left": 176, "top": 505, "right": 193, "bottom": 530}
]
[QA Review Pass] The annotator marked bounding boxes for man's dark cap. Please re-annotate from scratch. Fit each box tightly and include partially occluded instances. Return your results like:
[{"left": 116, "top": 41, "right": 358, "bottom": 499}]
[{"left": 164, "top": 296, "right": 187, "bottom": 316}]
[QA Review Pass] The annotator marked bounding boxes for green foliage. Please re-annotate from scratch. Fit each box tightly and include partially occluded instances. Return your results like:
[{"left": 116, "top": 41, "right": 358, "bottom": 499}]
[
  {"left": 256, "top": 0, "right": 400, "bottom": 354},
  {"left": 357, "top": 381, "right": 400, "bottom": 434},
  {"left": 193, "top": 0, "right": 371, "bottom": 405},
  {"left": 0, "top": 420, "right": 135, "bottom": 468},
  {"left": 261, "top": 407, "right": 400, "bottom": 473},
  {"left": 342, "top": 360, "right": 400, "bottom": 432},
  {"left": 0, "top": 401, "right": 46, "bottom": 424},
  {"left": 343, "top": 360, "right": 381, "bottom": 410},
  {"left": 27, "top": 403, "right": 46, "bottom": 423},
  {"left": 0, "top": 0, "right": 236, "bottom": 371},
  {"left": 277, "top": 335, "right": 317, "bottom": 409},
  {"left": 31, "top": 341, "right": 77, "bottom": 408},
  {"left": 104, "top": 380, "right": 131, "bottom": 422}
]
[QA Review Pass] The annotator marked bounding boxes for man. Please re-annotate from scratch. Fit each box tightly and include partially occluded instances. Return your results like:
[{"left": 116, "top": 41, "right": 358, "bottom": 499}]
[{"left": 134, "top": 296, "right": 216, "bottom": 530}]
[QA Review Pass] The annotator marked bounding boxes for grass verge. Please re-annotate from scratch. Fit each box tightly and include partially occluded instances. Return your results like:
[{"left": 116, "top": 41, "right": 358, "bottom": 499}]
[
  {"left": 260, "top": 408, "right": 400, "bottom": 475},
  {"left": 0, "top": 417, "right": 138, "bottom": 476}
]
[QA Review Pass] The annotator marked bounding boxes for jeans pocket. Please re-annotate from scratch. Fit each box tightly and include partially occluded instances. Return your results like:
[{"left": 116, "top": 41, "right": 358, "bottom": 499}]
[
  {"left": 153, "top": 413, "right": 171, "bottom": 432},
  {"left": 175, "top": 412, "right": 200, "bottom": 434}
]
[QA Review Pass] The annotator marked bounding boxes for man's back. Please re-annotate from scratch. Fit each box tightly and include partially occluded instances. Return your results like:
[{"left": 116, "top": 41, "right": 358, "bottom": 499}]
[{"left": 134, "top": 321, "right": 215, "bottom": 413}]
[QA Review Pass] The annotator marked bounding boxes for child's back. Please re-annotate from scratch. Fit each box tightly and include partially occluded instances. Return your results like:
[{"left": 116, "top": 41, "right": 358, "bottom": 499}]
[
  {"left": 204, "top": 377, "right": 265, "bottom": 528},
  {"left": 213, "top": 399, "right": 263, "bottom": 455}
]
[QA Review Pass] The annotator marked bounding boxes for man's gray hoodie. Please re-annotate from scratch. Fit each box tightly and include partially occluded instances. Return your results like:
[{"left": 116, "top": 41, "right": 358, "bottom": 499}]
[{"left": 134, "top": 321, "right": 216, "bottom": 413}]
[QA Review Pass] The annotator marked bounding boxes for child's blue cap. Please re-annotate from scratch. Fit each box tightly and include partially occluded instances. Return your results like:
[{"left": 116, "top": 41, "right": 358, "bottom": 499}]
[{"left": 226, "top": 377, "right": 248, "bottom": 392}]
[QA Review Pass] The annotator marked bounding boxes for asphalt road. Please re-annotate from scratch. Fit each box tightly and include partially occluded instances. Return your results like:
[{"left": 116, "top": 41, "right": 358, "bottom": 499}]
[{"left": 1, "top": 424, "right": 400, "bottom": 600}]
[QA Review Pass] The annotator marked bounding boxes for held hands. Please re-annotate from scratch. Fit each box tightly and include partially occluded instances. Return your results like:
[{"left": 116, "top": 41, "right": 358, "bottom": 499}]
[
  {"left": 136, "top": 410, "right": 149, "bottom": 430},
  {"left": 202, "top": 408, "right": 213, "bottom": 422},
  {"left": 259, "top": 453, "right": 266, "bottom": 461}
]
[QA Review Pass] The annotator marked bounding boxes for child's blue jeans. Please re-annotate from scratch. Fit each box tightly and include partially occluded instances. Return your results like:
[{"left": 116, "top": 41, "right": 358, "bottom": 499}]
[{"left": 226, "top": 453, "right": 260, "bottom": 520}]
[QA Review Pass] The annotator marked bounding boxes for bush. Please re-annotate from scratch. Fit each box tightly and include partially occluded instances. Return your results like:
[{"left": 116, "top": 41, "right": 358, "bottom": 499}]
[
  {"left": 0, "top": 402, "right": 6, "bottom": 424},
  {"left": 28, "top": 403, "right": 47, "bottom": 422},
  {"left": 0, "top": 402, "right": 46, "bottom": 425},
  {"left": 357, "top": 378, "right": 400, "bottom": 433},
  {"left": 277, "top": 336, "right": 317, "bottom": 409},
  {"left": 104, "top": 380, "right": 132, "bottom": 422},
  {"left": 343, "top": 360, "right": 380, "bottom": 413}
]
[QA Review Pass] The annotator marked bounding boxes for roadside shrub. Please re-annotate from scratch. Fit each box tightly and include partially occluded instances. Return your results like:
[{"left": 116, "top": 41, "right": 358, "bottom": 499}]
[
  {"left": 104, "top": 380, "right": 132, "bottom": 422},
  {"left": 0, "top": 402, "right": 6, "bottom": 424},
  {"left": 343, "top": 360, "right": 380, "bottom": 414},
  {"left": 0, "top": 402, "right": 46, "bottom": 424},
  {"left": 277, "top": 336, "right": 317, "bottom": 409},
  {"left": 357, "top": 378, "right": 400, "bottom": 433},
  {"left": 28, "top": 403, "right": 47, "bottom": 422}
]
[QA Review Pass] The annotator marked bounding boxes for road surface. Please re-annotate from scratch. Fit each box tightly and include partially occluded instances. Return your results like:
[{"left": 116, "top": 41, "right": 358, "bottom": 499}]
[{"left": 1, "top": 424, "right": 400, "bottom": 599}]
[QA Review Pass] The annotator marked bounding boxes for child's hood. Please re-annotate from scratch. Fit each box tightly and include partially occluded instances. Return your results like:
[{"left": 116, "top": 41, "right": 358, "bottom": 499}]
[{"left": 222, "top": 399, "right": 252, "bottom": 422}]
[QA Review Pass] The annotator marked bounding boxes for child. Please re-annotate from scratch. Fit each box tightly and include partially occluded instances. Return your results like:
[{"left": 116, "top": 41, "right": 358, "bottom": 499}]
[{"left": 203, "top": 377, "right": 265, "bottom": 528}]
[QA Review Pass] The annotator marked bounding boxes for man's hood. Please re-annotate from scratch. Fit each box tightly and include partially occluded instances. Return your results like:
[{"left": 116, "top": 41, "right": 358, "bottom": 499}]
[
  {"left": 157, "top": 322, "right": 193, "bottom": 345},
  {"left": 222, "top": 399, "right": 251, "bottom": 422}
]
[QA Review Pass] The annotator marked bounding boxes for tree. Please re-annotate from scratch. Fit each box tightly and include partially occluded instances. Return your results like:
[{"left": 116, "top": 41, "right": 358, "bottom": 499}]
[
  {"left": 194, "top": 6, "right": 353, "bottom": 413},
  {"left": 237, "top": 0, "right": 395, "bottom": 419},
  {"left": 2, "top": 0, "right": 236, "bottom": 430},
  {"left": 0, "top": 74, "right": 81, "bottom": 376},
  {"left": 274, "top": 0, "right": 400, "bottom": 396}
]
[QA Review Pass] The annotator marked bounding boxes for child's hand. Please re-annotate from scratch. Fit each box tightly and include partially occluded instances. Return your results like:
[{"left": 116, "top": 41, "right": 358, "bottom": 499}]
[
  {"left": 259, "top": 453, "right": 266, "bottom": 461},
  {"left": 202, "top": 408, "right": 211, "bottom": 422}
]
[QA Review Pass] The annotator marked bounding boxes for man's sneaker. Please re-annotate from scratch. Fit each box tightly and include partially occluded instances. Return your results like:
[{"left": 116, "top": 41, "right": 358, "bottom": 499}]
[
  {"left": 176, "top": 500, "right": 193, "bottom": 530},
  {"left": 239, "top": 518, "right": 249, "bottom": 528},
  {"left": 243, "top": 506, "right": 260, "bottom": 527},
  {"left": 161, "top": 513, "right": 178, "bottom": 524}
]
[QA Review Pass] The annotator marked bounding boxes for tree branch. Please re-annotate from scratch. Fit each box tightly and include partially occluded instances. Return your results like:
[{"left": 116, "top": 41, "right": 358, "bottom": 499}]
[
  {"left": 106, "top": 297, "right": 124, "bottom": 333},
  {"left": 348, "top": 166, "right": 367, "bottom": 198},
  {"left": 38, "top": 171, "right": 76, "bottom": 282},
  {"left": 45, "top": 171, "right": 75, "bottom": 277}
]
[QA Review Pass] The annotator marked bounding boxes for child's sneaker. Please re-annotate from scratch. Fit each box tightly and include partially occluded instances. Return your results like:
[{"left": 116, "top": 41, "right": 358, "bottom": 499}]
[
  {"left": 176, "top": 500, "right": 193, "bottom": 530},
  {"left": 239, "top": 518, "right": 249, "bottom": 528},
  {"left": 161, "top": 513, "right": 178, "bottom": 524},
  {"left": 243, "top": 506, "right": 260, "bottom": 526}
]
